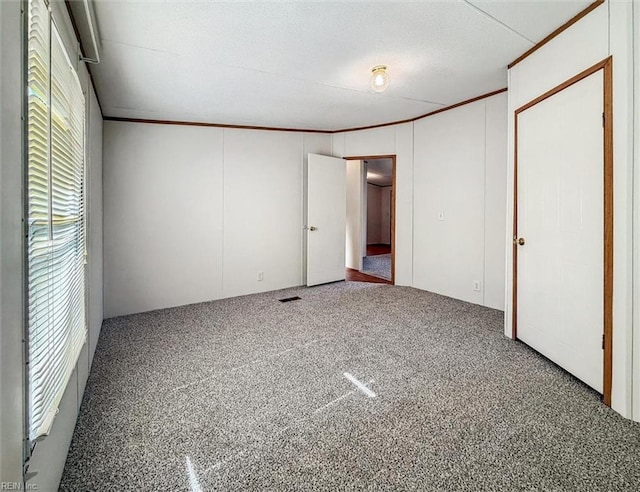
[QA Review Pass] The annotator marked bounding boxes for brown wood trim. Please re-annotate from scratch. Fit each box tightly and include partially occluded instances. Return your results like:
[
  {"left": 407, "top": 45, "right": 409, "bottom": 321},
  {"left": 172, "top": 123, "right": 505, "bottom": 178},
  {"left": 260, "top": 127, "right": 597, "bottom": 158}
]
[
  {"left": 334, "top": 88, "right": 508, "bottom": 133},
  {"left": 412, "top": 88, "right": 508, "bottom": 120},
  {"left": 335, "top": 116, "right": 420, "bottom": 134},
  {"left": 103, "top": 116, "right": 331, "bottom": 134},
  {"left": 603, "top": 57, "right": 613, "bottom": 407},
  {"left": 343, "top": 154, "right": 396, "bottom": 161},
  {"left": 103, "top": 88, "right": 507, "bottom": 134},
  {"left": 391, "top": 156, "right": 397, "bottom": 285},
  {"left": 508, "top": 0, "right": 605, "bottom": 69},
  {"left": 512, "top": 115, "right": 519, "bottom": 339},
  {"left": 512, "top": 56, "right": 613, "bottom": 406}
]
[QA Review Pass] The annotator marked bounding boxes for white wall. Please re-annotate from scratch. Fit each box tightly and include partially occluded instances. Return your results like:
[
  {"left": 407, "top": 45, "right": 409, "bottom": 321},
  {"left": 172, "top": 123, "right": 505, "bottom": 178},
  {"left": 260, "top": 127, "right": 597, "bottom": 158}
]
[
  {"left": 223, "top": 130, "right": 303, "bottom": 298},
  {"left": 412, "top": 94, "right": 506, "bottom": 309},
  {"left": 104, "top": 123, "right": 224, "bottom": 317},
  {"left": 366, "top": 184, "right": 382, "bottom": 244},
  {"left": 345, "top": 160, "right": 363, "bottom": 270},
  {"left": 506, "top": 0, "right": 636, "bottom": 420},
  {"left": 0, "top": 1, "right": 105, "bottom": 489},
  {"left": 413, "top": 100, "right": 486, "bottom": 305},
  {"left": 332, "top": 93, "right": 507, "bottom": 308},
  {"left": 484, "top": 95, "right": 508, "bottom": 310},
  {"left": 365, "top": 184, "right": 392, "bottom": 246},
  {"left": 380, "top": 187, "right": 392, "bottom": 245},
  {"left": 88, "top": 88, "right": 104, "bottom": 364},
  {"left": 103, "top": 124, "right": 332, "bottom": 317},
  {"left": 104, "top": 120, "right": 421, "bottom": 313}
]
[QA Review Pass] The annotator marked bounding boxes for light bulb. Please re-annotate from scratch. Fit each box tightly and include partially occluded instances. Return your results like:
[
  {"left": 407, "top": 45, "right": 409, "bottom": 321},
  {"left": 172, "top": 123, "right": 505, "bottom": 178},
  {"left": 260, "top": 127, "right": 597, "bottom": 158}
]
[{"left": 370, "top": 65, "right": 390, "bottom": 93}]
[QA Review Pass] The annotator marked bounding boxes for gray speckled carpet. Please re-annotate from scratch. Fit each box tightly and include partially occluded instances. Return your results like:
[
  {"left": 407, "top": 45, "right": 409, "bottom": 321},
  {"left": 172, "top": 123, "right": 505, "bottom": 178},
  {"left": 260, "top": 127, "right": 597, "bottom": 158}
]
[
  {"left": 60, "top": 282, "right": 640, "bottom": 491},
  {"left": 362, "top": 254, "right": 391, "bottom": 280}
]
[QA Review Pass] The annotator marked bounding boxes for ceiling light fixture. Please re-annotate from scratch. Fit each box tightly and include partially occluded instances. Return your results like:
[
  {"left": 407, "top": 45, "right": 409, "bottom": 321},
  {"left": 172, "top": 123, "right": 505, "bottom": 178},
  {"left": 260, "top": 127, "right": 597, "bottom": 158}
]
[{"left": 370, "top": 65, "right": 390, "bottom": 93}]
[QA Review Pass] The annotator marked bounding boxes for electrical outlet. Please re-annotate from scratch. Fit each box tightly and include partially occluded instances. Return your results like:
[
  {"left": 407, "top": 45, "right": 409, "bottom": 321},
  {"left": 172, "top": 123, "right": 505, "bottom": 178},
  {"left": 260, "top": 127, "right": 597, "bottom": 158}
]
[
  {"left": 473, "top": 280, "right": 481, "bottom": 292},
  {"left": 257, "top": 271, "right": 264, "bottom": 281}
]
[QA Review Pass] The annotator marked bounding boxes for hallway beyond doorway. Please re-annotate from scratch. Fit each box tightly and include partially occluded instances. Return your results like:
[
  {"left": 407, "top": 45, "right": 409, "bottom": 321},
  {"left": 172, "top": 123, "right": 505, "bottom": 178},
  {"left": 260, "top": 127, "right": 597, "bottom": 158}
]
[{"left": 345, "top": 244, "right": 392, "bottom": 284}]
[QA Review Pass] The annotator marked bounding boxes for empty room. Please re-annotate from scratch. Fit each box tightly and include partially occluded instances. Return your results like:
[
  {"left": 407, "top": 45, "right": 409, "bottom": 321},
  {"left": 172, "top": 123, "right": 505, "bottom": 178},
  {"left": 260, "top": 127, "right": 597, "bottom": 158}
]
[{"left": 2, "top": 0, "right": 640, "bottom": 490}]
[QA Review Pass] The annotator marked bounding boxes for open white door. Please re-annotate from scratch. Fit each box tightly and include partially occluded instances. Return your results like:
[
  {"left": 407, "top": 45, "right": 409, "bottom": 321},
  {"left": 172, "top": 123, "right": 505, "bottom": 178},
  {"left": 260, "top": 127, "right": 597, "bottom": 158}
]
[
  {"left": 516, "top": 71, "right": 604, "bottom": 393},
  {"left": 306, "top": 154, "right": 346, "bottom": 286}
]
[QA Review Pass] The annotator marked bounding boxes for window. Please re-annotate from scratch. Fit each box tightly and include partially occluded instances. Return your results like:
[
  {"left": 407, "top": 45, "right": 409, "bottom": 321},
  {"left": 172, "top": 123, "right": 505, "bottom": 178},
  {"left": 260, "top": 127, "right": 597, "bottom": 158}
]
[{"left": 26, "top": 0, "right": 87, "bottom": 442}]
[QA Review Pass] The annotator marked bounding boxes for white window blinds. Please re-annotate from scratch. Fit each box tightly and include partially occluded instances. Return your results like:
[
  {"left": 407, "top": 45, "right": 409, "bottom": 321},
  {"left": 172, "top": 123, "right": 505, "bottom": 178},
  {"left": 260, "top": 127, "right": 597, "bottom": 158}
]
[{"left": 27, "top": 0, "right": 87, "bottom": 442}]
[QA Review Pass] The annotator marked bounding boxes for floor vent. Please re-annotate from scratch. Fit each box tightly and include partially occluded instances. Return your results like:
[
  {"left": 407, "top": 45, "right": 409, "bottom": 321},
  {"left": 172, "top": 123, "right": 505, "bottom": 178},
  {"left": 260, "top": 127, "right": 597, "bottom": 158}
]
[{"left": 279, "top": 296, "right": 301, "bottom": 303}]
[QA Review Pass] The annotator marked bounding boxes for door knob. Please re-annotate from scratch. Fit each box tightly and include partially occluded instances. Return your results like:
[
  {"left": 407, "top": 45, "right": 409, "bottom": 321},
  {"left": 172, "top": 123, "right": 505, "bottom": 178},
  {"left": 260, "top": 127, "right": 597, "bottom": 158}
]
[
  {"left": 515, "top": 237, "right": 525, "bottom": 246},
  {"left": 309, "top": 226, "right": 317, "bottom": 231}
]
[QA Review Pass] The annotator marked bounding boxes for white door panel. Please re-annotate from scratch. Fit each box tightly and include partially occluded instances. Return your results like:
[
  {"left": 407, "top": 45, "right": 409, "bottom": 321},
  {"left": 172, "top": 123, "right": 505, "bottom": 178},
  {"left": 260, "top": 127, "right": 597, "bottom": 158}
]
[
  {"left": 517, "top": 72, "right": 604, "bottom": 392},
  {"left": 307, "top": 154, "right": 346, "bottom": 286}
]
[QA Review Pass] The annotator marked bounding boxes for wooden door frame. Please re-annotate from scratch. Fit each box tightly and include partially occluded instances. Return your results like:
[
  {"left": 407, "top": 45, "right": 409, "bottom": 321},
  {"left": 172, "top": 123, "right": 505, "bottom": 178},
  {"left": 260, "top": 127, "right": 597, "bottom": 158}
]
[
  {"left": 512, "top": 57, "right": 613, "bottom": 405},
  {"left": 344, "top": 154, "right": 396, "bottom": 285}
]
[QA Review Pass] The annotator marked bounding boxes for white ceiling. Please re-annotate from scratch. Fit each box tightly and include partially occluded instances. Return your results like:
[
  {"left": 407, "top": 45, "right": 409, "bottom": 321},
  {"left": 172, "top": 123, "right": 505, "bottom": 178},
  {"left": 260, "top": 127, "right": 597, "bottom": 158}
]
[
  {"left": 90, "top": 0, "right": 591, "bottom": 131},
  {"left": 366, "top": 158, "right": 393, "bottom": 187}
]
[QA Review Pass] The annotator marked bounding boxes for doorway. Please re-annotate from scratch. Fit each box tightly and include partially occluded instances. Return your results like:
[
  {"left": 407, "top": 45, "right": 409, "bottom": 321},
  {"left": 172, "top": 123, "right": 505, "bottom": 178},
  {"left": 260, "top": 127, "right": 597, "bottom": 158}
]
[{"left": 344, "top": 155, "right": 396, "bottom": 285}]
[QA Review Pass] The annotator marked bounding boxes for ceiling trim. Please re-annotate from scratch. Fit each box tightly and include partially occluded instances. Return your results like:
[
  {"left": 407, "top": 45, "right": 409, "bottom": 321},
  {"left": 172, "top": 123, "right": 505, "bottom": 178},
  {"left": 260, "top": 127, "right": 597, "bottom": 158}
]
[
  {"left": 508, "top": 0, "right": 605, "bottom": 70},
  {"left": 344, "top": 154, "right": 396, "bottom": 160},
  {"left": 102, "top": 116, "right": 331, "bottom": 134},
  {"left": 104, "top": 87, "right": 508, "bottom": 134},
  {"left": 335, "top": 87, "right": 508, "bottom": 133}
]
